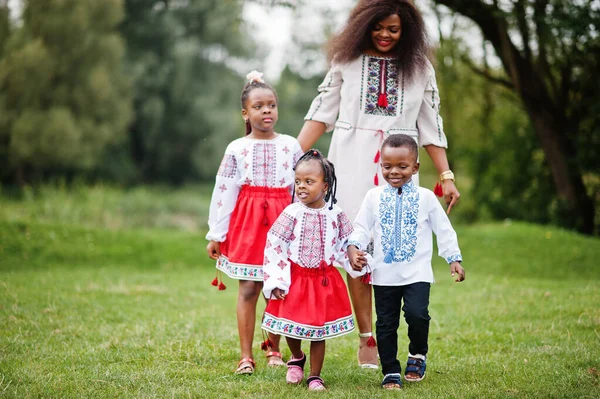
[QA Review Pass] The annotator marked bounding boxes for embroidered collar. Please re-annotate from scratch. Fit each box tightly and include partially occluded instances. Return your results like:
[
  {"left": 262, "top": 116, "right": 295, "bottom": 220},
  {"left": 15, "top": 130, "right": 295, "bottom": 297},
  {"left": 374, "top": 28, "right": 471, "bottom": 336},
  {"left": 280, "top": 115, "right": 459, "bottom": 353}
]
[{"left": 384, "top": 180, "right": 416, "bottom": 195}]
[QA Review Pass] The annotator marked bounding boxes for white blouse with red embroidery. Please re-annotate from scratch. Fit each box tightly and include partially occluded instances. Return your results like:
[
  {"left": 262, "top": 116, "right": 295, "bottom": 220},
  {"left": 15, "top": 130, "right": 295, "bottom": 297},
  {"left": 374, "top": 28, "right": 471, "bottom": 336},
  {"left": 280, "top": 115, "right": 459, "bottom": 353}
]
[
  {"left": 262, "top": 202, "right": 366, "bottom": 299},
  {"left": 206, "top": 134, "right": 303, "bottom": 243}
]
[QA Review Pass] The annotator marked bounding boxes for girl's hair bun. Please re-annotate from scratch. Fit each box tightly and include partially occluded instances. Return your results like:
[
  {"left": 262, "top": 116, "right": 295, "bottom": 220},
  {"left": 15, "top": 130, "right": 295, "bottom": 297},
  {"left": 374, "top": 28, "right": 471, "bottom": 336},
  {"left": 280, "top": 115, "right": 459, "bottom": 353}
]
[{"left": 246, "top": 70, "right": 265, "bottom": 84}]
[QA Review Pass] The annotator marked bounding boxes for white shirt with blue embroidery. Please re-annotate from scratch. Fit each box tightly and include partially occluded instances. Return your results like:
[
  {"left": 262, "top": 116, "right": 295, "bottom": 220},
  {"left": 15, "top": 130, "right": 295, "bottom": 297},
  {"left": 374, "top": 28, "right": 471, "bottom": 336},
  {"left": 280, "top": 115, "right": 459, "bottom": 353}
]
[{"left": 348, "top": 180, "right": 462, "bottom": 286}]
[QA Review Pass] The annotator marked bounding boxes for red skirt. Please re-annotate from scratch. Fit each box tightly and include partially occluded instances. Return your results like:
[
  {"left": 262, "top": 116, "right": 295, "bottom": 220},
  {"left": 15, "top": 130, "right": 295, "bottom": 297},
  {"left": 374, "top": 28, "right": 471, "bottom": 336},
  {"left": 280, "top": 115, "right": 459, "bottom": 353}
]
[
  {"left": 261, "top": 261, "right": 355, "bottom": 341},
  {"left": 217, "top": 185, "right": 291, "bottom": 281}
]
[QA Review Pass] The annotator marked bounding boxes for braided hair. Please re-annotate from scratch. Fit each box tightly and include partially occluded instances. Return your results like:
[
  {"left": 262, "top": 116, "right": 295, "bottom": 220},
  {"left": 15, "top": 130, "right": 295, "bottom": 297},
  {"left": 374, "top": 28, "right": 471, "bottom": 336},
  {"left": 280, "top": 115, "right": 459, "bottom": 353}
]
[
  {"left": 240, "top": 80, "right": 278, "bottom": 136},
  {"left": 294, "top": 149, "right": 338, "bottom": 210}
]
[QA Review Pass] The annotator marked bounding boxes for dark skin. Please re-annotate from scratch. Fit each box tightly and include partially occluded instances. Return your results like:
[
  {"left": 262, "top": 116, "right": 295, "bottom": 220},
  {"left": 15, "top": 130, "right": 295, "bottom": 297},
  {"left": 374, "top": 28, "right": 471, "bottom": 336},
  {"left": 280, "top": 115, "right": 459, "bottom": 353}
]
[{"left": 347, "top": 144, "right": 464, "bottom": 386}]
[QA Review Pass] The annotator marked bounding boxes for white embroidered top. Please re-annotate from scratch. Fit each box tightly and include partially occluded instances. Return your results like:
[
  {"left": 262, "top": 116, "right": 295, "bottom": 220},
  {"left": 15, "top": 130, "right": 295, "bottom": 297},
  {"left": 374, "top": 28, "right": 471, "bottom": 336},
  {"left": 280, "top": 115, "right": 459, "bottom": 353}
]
[
  {"left": 262, "top": 202, "right": 365, "bottom": 299},
  {"left": 305, "top": 56, "right": 448, "bottom": 221},
  {"left": 206, "top": 134, "right": 303, "bottom": 242},
  {"left": 348, "top": 180, "right": 462, "bottom": 286}
]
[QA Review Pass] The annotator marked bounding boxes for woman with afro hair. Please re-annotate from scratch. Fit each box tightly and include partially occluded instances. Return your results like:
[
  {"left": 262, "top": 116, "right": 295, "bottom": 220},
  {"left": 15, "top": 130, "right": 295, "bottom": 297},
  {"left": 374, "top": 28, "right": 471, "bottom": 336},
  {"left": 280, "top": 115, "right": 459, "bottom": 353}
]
[{"left": 297, "top": 0, "right": 460, "bottom": 372}]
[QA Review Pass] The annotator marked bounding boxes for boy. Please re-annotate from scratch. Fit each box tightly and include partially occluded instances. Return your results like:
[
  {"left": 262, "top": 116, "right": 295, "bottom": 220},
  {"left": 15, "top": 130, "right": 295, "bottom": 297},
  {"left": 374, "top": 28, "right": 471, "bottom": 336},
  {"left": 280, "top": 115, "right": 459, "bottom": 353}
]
[{"left": 347, "top": 134, "right": 466, "bottom": 390}]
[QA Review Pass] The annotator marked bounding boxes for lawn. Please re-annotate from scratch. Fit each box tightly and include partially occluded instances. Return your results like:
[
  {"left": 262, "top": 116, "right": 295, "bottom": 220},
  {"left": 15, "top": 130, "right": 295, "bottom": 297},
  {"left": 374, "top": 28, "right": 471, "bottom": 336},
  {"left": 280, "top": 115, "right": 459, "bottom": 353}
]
[{"left": 0, "top": 185, "right": 599, "bottom": 398}]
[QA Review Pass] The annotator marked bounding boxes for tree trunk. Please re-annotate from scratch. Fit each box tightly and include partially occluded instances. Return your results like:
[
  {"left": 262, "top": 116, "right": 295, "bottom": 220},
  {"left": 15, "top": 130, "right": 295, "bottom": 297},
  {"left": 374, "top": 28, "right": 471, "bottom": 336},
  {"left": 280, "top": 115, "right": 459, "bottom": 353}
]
[{"left": 523, "top": 101, "right": 595, "bottom": 233}]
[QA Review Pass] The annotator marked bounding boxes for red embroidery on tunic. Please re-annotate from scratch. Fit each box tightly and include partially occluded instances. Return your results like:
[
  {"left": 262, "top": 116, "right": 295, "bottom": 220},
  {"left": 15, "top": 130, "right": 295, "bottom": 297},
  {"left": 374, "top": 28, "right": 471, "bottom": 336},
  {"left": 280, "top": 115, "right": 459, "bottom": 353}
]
[
  {"left": 219, "top": 184, "right": 227, "bottom": 192},
  {"left": 277, "top": 260, "right": 287, "bottom": 270},
  {"left": 282, "top": 146, "right": 289, "bottom": 154},
  {"left": 217, "top": 154, "right": 237, "bottom": 178},
  {"left": 337, "top": 212, "right": 354, "bottom": 240},
  {"left": 241, "top": 148, "right": 249, "bottom": 156},
  {"left": 253, "top": 142, "right": 277, "bottom": 186},
  {"left": 299, "top": 213, "right": 326, "bottom": 268},
  {"left": 270, "top": 212, "right": 295, "bottom": 242}
]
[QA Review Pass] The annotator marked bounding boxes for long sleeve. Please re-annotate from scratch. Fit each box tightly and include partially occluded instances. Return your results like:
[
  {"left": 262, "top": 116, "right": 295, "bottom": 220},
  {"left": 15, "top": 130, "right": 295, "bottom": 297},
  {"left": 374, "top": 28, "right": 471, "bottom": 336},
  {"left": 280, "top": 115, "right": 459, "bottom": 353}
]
[
  {"left": 335, "top": 211, "right": 366, "bottom": 278},
  {"left": 304, "top": 63, "right": 343, "bottom": 132},
  {"left": 206, "top": 148, "right": 241, "bottom": 242},
  {"left": 348, "top": 190, "right": 376, "bottom": 251},
  {"left": 263, "top": 210, "right": 296, "bottom": 298},
  {"left": 416, "top": 63, "right": 448, "bottom": 148},
  {"left": 426, "top": 191, "right": 462, "bottom": 264}
]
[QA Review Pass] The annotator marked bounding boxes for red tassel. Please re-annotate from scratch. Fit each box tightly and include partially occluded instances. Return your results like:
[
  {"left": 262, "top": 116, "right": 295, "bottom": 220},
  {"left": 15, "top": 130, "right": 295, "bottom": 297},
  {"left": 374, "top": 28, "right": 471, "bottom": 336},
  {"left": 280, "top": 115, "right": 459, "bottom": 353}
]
[
  {"left": 434, "top": 182, "right": 443, "bottom": 197},
  {"left": 366, "top": 336, "right": 377, "bottom": 348},
  {"left": 361, "top": 273, "right": 371, "bottom": 284},
  {"left": 211, "top": 277, "right": 218, "bottom": 287},
  {"left": 377, "top": 93, "right": 388, "bottom": 107},
  {"left": 321, "top": 277, "right": 329, "bottom": 286},
  {"left": 218, "top": 281, "right": 226, "bottom": 290},
  {"left": 261, "top": 339, "right": 274, "bottom": 351},
  {"left": 373, "top": 150, "right": 380, "bottom": 163},
  {"left": 374, "top": 174, "right": 379, "bottom": 186}
]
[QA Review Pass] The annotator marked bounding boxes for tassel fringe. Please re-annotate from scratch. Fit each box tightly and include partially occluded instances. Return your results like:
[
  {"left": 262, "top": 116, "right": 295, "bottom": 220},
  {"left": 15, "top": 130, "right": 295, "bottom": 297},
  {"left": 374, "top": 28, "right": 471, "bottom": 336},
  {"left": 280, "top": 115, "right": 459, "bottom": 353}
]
[
  {"left": 366, "top": 336, "right": 377, "bottom": 348},
  {"left": 212, "top": 270, "right": 227, "bottom": 290},
  {"left": 434, "top": 182, "right": 443, "bottom": 197}
]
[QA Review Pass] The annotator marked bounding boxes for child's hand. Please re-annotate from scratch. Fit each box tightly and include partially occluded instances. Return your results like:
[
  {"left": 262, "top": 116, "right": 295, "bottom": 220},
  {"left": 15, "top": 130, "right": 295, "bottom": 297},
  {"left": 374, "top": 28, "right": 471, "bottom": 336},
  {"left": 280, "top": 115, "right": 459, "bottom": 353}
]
[
  {"left": 348, "top": 246, "right": 368, "bottom": 271},
  {"left": 450, "top": 261, "right": 465, "bottom": 282},
  {"left": 272, "top": 288, "right": 286, "bottom": 300},
  {"left": 206, "top": 240, "right": 221, "bottom": 260}
]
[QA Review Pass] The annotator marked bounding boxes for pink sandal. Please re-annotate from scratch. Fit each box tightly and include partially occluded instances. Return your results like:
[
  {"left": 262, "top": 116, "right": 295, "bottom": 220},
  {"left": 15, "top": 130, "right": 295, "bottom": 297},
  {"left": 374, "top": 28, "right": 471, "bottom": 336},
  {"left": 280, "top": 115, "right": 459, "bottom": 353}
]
[
  {"left": 286, "top": 353, "right": 306, "bottom": 384},
  {"left": 307, "top": 376, "right": 326, "bottom": 391}
]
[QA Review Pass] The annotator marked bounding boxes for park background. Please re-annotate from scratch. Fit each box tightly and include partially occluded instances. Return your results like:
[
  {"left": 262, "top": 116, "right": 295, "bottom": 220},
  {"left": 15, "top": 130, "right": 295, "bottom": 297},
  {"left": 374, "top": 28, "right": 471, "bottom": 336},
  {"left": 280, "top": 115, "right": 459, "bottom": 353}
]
[{"left": 0, "top": 0, "right": 599, "bottom": 397}]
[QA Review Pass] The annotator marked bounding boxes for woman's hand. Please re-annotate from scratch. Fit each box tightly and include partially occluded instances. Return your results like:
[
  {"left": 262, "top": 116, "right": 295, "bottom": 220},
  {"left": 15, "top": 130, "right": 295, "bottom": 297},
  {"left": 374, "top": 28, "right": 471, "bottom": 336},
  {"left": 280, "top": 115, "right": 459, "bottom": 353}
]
[{"left": 442, "top": 179, "right": 460, "bottom": 215}]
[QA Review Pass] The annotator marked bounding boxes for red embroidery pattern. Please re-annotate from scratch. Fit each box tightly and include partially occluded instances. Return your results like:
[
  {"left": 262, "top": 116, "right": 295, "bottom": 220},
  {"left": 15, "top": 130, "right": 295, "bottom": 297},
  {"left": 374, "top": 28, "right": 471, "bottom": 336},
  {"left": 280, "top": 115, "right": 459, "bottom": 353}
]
[
  {"left": 278, "top": 260, "right": 287, "bottom": 270},
  {"left": 337, "top": 212, "right": 354, "bottom": 240},
  {"left": 293, "top": 149, "right": 303, "bottom": 167},
  {"left": 253, "top": 142, "right": 277, "bottom": 186},
  {"left": 270, "top": 212, "right": 295, "bottom": 242},
  {"left": 263, "top": 272, "right": 270, "bottom": 281},
  {"left": 299, "top": 213, "right": 326, "bottom": 269},
  {"left": 219, "top": 184, "right": 227, "bottom": 192},
  {"left": 217, "top": 154, "right": 237, "bottom": 178}
]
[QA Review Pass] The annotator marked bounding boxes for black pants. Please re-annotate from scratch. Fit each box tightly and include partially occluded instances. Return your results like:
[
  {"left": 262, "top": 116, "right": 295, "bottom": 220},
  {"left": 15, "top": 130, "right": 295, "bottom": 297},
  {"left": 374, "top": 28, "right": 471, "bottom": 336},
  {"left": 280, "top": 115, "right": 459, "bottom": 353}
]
[{"left": 373, "top": 282, "right": 431, "bottom": 376}]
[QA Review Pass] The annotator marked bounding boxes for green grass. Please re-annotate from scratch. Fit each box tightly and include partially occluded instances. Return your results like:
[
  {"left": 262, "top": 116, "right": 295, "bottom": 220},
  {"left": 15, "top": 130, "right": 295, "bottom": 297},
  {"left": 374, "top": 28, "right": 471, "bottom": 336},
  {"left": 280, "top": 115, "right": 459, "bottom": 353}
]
[{"left": 1, "top": 185, "right": 599, "bottom": 398}]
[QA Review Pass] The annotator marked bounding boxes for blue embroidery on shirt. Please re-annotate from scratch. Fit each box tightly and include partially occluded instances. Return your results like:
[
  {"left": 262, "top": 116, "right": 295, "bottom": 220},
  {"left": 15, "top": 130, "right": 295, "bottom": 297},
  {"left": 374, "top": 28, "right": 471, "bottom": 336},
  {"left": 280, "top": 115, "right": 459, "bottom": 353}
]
[
  {"left": 446, "top": 254, "right": 462, "bottom": 264},
  {"left": 378, "top": 181, "right": 419, "bottom": 263}
]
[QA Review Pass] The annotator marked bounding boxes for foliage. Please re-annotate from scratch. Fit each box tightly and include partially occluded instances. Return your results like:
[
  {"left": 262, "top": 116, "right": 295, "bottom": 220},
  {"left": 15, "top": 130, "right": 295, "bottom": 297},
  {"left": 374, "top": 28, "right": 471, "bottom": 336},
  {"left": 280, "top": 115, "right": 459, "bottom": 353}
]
[
  {"left": 114, "top": 0, "right": 252, "bottom": 184},
  {"left": 432, "top": 33, "right": 556, "bottom": 225},
  {"left": 431, "top": 0, "right": 600, "bottom": 234},
  {"left": 0, "top": 0, "right": 131, "bottom": 183},
  {"left": 0, "top": 188, "right": 599, "bottom": 397}
]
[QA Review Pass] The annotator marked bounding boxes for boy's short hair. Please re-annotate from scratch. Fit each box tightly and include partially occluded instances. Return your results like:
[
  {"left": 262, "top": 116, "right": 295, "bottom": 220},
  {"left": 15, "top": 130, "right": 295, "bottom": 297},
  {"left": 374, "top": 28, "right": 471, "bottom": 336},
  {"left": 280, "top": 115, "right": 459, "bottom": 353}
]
[{"left": 381, "top": 134, "right": 419, "bottom": 161}]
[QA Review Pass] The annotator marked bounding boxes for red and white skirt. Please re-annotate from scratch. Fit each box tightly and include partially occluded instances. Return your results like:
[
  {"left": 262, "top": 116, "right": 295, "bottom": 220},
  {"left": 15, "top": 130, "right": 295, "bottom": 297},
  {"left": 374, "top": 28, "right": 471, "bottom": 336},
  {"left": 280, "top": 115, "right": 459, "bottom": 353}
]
[
  {"left": 261, "top": 261, "right": 355, "bottom": 341},
  {"left": 216, "top": 185, "right": 291, "bottom": 281}
]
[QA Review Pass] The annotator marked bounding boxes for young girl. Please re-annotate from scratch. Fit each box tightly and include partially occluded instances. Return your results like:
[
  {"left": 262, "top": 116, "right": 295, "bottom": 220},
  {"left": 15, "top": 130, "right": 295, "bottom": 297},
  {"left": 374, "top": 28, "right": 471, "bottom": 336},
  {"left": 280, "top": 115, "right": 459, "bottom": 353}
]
[
  {"left": 206, "top": 70, "right": 304, "bottom": 375},
  {"left": 296, "top": 0, "right": 461, "bottom": 368},
  {"left": 261, "top": 150, "right": 365, "bottom": 391},
  {"left": 347, "top": 134, "right": 466, "bottom": 389}
]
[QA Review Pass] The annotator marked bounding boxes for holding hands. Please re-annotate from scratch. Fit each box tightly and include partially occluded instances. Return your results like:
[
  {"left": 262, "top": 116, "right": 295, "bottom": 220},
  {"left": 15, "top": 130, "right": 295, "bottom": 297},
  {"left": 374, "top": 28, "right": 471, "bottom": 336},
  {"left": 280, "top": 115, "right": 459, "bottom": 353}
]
[{"left": 347, "top": 246, "right": 368, "bottom": 272}]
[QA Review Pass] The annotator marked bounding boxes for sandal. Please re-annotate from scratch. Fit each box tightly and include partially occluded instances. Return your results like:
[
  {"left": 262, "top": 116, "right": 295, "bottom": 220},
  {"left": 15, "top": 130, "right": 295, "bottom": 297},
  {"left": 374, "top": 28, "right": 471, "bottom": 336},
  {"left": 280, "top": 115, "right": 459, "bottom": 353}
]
[
  {"left": 286, "top": 353, "right": 306, "bottom": 384},
  {"left": 266, "top": 351, "right": 285, "bottom": 367},
  {"left": 357, "top": 332, "right": 379, "bottom": 369},
  {"left": 404, "top": 354, "right": 426, "bottom": 382},
  {"left": 235, "top": 358, "right": 256, "bottom": 375},
  {"left": 381, "top": 373, "right": 402, "bottom": 390},
  {"left": 307, "top": 376, "right": 326, "bottom": 391}
]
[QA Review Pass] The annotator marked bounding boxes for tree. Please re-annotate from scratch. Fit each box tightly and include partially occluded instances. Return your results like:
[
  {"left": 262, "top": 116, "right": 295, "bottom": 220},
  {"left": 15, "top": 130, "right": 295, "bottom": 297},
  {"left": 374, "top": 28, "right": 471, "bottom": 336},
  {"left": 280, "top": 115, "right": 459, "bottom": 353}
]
[
  {"left": 0, "top": 0, "right": 131, "bottom": 184},
  {"left": 432, "top": 0, "right": 599, "bottom": 234},
  {"left": 119, "top": 0, "right": 251, "bottom": 184}
]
